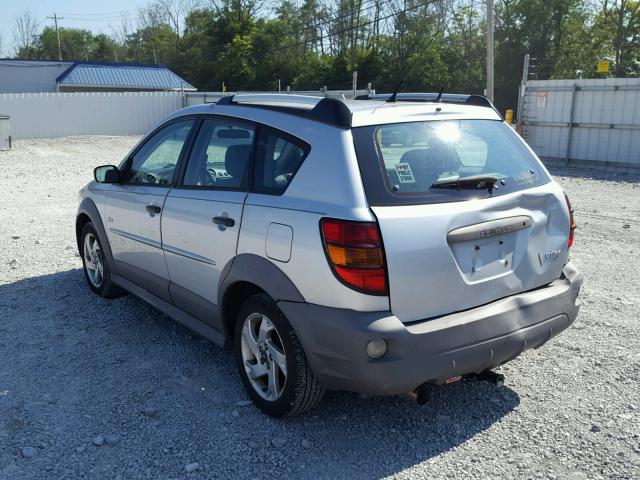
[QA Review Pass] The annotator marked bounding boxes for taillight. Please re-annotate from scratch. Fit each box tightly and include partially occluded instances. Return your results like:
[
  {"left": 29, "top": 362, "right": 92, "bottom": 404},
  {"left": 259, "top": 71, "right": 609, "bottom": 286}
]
[
  {"left": 320, "top": 218, "right": 388, "bottom": 295},
  {"left": 564, "top": 192, "right": 575, "bottom": 248}
]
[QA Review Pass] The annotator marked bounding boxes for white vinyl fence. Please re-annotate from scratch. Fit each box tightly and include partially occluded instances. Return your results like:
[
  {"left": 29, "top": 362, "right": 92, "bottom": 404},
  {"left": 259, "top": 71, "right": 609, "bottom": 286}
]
[
  {"left": 0, "top": 89, "right": 375, "bottom": 141},
  {"left": 0, "top": 91, "right": 184, "bottom": 140},
  {"left": 521, "top": 78, "right": 640, "bottom": 170},
  {"left": 184, "top": 89, "right": 373, "bottom": 107}
]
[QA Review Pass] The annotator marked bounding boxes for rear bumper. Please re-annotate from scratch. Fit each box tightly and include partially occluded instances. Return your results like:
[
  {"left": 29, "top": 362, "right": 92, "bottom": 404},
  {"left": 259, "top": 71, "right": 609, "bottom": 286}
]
[{"left": 279, "top": 262, "right": 583, "bottom": 395}]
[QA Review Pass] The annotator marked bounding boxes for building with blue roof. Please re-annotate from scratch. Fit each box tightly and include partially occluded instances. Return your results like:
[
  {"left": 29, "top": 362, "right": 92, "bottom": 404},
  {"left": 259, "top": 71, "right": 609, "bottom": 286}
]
[{"left": 0, "top": 59, "right": 196, "bottom": 94}]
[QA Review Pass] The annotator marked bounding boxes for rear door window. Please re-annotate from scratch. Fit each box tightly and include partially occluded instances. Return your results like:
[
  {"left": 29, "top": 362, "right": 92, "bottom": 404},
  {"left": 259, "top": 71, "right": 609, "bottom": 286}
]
[
  {"left": 182, "top": 119, "right": 255, "bottom": 189},
  {"left": 355, "top": 119, "right": 550, "bottom": 205},
  {"left": 253, "top": 127, "right": 309, "bottom": 195}
]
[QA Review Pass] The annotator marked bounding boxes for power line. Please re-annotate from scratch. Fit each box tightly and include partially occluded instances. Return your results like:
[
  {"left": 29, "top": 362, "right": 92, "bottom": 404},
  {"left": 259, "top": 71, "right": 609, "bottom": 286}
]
[
  {"left": 196, "top": 0, "right": 403, "bottom": 57},
  {"left": 278, "top": 0, "right": 438, "bottom": 53},
  {"left": 56, "top": 6, "right": 158, "bottom": 19}
]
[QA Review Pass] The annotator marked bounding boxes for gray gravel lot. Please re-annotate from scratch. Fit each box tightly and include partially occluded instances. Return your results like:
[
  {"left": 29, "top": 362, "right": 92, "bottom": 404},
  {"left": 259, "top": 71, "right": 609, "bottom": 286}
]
[{"left": 1, "top": 136, "right": 639, "bottom": 480}]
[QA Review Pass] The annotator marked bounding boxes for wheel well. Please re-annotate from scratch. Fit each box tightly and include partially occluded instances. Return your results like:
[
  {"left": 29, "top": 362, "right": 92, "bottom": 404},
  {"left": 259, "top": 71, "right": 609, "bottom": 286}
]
[
  {"left": 222, "top": 281, "right": 265, "bottom": 342},
  {"left": 75, "top": 213, "right": 91, "bottom": 251}
]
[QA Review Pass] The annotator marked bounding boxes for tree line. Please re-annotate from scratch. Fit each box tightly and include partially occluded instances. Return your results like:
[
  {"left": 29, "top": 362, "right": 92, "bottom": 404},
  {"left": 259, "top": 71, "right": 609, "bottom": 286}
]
[{"left": 10, "top": 0, "right": 640, "bottom": 112}]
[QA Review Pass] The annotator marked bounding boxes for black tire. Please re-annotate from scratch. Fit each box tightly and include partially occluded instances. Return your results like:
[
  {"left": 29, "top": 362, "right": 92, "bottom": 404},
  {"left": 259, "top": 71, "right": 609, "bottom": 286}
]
[
  {"left": 234, "top": 293, "right": 325, "bottom": 417},
  {"left": 79, "top": 222, "right": 124, "bottom": 299}
]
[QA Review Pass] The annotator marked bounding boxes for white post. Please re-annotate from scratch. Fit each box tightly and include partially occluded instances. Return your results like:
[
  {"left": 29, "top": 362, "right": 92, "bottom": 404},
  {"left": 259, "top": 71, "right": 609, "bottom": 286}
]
[
  {"left": 486, "top": 0, "right": 494, "bottom": 102},
  {"left": 352, "top": 71, "right": 358, "bottom": 97},
  {"left": 516, "top": 54, "right": 530, "bottom": 128}
]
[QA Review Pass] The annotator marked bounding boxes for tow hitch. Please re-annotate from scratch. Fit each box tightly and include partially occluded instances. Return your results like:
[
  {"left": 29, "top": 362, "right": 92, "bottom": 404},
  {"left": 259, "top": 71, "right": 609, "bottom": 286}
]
[
  {"left": 408, "top": 370, "right": 505, "bottom": 405},
  {"left": 463, "top": 370, "right": 505, "bottom": 388}
]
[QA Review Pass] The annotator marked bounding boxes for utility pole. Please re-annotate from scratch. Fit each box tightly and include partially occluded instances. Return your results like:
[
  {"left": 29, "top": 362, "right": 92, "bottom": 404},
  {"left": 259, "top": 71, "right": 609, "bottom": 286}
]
[
  {"left": 46, "top": 13, "right": 64, "bottom": 61},
  {"left": 153, "top": 48, "right": 157, "bottom": 64},
  {"left": 485, "top": 0, "right": 494, "bottom": 102}
]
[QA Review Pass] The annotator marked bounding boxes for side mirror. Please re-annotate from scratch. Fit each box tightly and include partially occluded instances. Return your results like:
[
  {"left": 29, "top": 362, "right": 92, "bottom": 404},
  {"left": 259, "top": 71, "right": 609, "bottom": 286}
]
[{"left": 94, "top": 165, "right": 121, "bottom": 183}]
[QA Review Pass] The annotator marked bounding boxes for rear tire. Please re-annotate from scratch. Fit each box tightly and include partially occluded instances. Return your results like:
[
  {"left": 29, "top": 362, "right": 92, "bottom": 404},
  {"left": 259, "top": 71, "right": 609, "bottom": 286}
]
[
  {"left": 234, "top": 293, "right": 325, "bottom": 417},
  {"left": 80, "top": 222, "right": 124, "bottom": 299}
]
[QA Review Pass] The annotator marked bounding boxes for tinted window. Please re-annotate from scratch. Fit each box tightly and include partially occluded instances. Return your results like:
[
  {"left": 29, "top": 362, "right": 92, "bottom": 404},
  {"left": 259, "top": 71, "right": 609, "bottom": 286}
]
[
  {"left": 376, "top": 120, "right": 543, "bottom": 194},
  {"left": 182, "top": 119, "right": 255, "bottom": 188},
  {"left": 353, "top": 120, "right": 550, "bottom": 206},
  {"left": 126, "top": 120, "right": 194, "bottom": 185},
  {"left": 254, "top": 128, "right": 309, "bottom": 195}
]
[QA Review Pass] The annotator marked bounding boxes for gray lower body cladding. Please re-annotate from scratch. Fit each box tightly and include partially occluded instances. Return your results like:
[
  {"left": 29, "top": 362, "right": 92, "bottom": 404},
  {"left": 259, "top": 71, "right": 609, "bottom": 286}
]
[{"left": 278, "top": 262, "right": 583, "bottom": 395}]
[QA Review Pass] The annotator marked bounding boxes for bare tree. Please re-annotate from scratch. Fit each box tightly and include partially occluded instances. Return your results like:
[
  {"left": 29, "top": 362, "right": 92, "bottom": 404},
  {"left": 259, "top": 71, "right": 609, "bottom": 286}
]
[
  {"left": 138, "top": 4, "right": 166, "bottom": 30},
  {"left": 12, "top": 10, "right": 39, "bottom": 57}
]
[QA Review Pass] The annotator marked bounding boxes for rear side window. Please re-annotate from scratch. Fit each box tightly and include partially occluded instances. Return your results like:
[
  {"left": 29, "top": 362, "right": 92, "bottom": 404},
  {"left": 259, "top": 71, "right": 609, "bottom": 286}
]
[
  {"left": 354, "top": 119, "right": 550, "bottom": 205},
  {"left": 253, "top": 127, "right": 309, "bottom": 195}
]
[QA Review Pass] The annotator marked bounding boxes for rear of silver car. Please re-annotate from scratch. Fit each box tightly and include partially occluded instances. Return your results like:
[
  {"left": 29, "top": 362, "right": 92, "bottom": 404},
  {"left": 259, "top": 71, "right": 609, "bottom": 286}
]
[{"left": 283, "top": 115, "right": 583, "bottom": 395}]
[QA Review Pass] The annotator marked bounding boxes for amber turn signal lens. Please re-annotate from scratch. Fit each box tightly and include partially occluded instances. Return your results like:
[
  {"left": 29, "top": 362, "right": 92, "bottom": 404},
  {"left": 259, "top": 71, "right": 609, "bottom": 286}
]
[
  {"left": 326, "top": 244, "right": 383, "bottom": 268},
  {"left": 564, "top": 192, "right": 575, "bottom": 248}
]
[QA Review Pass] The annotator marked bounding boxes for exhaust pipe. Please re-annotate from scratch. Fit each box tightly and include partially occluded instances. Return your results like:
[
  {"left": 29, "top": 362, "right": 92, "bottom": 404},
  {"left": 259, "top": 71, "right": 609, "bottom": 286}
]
[
  {"left": 407, "top": 383, "right": 432, "bottom": 405},
  {"left": 463, "top": 370, "right": 505, "bottom": 388}
]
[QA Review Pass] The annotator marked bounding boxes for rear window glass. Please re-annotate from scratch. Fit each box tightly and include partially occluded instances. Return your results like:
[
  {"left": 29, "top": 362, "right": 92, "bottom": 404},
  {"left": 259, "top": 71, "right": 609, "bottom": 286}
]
[
  {"left": 353, "top": 119, "right": 550, "bottom": 205},
  {"left": 376, "top": 120, "right": 542, "bottom": 194}
]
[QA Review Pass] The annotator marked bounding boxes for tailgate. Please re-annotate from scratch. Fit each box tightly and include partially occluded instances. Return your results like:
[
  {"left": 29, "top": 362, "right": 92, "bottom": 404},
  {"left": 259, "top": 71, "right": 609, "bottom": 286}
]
[{"left": 373, "top": 183, "right": 570, "bottom": 322}]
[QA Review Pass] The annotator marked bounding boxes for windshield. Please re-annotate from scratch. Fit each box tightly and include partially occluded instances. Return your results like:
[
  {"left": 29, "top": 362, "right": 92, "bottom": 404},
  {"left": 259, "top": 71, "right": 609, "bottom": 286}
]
[{"left": 374, "top": 120, "right": 544, "bottom": 196}]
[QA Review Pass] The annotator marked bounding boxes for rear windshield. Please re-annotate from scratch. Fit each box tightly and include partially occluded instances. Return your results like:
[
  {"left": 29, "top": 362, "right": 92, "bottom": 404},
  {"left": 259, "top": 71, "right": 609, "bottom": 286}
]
[{"left": 353, "top": 119, "right": 550, "bottom": 206}]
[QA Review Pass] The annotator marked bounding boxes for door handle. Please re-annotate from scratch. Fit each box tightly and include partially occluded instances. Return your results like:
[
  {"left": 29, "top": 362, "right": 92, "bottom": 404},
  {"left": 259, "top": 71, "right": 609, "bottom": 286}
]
[
  {"left": 212, "top": 216, "right": 235, "bottom": 227},
  {"left": 145, "top": 204, "right": 162, "bottom": 214}
]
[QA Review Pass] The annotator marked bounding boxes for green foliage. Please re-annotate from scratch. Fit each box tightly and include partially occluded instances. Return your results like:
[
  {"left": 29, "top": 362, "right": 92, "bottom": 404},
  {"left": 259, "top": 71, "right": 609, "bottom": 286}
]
[{"left": 13, "top": 0, "right": 640, "bottom": 112}]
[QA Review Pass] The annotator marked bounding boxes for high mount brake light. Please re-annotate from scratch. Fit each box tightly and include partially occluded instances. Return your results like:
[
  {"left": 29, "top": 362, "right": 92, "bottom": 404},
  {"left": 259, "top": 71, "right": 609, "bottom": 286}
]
[
  {"left": 320, "top": 218, "right": 388, "bottom": 295},
  {"left": 564, "top": 192, "right": 575, "bottom": 248}
]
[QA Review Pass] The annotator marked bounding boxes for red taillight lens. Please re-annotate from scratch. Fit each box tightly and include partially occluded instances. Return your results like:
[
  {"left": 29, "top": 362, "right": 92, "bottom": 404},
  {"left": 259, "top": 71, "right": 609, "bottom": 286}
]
[
  {"left": 320, "top": 218, "right": 388, "bottom": 295},
  {"left": 321, "top": 220, "right": 380, "bottom": 247},
  {"left": 564, "top": 192, "right": 575, "bottom": 248}
]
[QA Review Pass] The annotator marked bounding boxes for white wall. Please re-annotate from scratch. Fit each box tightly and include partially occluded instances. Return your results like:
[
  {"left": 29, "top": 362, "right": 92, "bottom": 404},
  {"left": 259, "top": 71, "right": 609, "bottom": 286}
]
[
  {"left": 0, "top": 91, "right": 184, "bottom": 139},
  {"left": 0, "top": 61, "right": 72, "bottom": 93}
]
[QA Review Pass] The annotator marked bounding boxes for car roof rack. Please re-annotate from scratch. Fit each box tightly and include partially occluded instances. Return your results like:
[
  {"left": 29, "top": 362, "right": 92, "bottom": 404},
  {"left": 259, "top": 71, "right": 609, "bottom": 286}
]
[
  {"left": 216, "top": 94, "right": 352, "bottom": 128},
  {"left": 354, "top": 92, "right": 503, "bottom": 119}
]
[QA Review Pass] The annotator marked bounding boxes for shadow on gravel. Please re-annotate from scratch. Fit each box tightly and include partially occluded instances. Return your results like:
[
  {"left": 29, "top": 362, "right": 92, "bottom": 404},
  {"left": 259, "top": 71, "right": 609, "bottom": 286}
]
[{"left": 0, "top": 269, "right": 520, "bottom": 479}]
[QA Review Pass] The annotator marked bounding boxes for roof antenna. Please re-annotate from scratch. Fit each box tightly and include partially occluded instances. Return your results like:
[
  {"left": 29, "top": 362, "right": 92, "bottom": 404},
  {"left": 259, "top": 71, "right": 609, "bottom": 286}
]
[
  {"left": 387, "top": 62, "right": 418, "bottom": 103},
  {"left": 387, "top": 30, "right": 441, "bottom": 103},
  {"left": 435, "top": 86, "right": 444, "bottom": 102}
]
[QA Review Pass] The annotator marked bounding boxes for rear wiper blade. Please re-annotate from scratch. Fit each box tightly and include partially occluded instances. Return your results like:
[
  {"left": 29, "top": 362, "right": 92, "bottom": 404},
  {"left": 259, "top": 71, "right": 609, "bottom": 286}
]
[{"left": 430, "top": 175, "right": 500, "bottom": 192}]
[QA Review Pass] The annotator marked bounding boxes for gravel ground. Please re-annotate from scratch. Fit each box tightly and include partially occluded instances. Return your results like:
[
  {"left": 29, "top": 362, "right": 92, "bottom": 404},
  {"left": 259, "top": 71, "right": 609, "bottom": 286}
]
[{"left": 0, "top": 136, "right": 639, "bottom": 480}]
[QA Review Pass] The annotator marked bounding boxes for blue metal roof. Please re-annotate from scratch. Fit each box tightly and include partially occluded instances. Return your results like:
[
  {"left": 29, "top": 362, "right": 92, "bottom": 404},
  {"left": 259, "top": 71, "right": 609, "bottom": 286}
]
[{"left": 56, "top": 61, "right": 195, "bottom": 90}]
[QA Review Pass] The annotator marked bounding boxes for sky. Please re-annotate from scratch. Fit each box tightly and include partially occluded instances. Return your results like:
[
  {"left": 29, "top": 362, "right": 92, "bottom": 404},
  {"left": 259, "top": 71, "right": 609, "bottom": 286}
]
[{"left": 0, "top": 0, "right": 152, "bottom": 57}]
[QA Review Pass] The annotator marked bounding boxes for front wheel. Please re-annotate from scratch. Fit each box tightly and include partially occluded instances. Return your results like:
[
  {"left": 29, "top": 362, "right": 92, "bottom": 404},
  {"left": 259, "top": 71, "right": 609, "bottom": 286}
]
[
  {"left": 234, "top": 294, "right": 325, "bottom": 417},
  {"left": 80, "top": 222, "right": 124, "bottom": 298}
]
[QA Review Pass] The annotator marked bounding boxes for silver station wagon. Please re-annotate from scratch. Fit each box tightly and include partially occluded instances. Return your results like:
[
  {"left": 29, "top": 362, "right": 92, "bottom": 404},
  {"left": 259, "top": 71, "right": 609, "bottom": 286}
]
[{"left": 76, "top": 93, "right": 583, "bottom": 417}]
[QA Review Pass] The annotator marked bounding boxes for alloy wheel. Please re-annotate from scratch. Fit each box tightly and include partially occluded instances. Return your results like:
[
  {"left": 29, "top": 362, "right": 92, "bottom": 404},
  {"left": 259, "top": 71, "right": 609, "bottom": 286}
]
[
  {"left": 240, "top": 312, "right": 288, "bottom": 401},
  {"left": 83, "top": 232, "right": 104, "bottom": 288}
]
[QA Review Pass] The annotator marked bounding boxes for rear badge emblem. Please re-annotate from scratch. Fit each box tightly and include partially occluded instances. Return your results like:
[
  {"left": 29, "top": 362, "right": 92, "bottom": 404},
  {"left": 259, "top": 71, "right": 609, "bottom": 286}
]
[{"left": 544, "top": 249, "right": 562, "bottom": 261}]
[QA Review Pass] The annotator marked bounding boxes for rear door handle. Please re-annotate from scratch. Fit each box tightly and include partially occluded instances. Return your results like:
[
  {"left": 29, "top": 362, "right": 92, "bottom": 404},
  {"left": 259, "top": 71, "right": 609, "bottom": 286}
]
[
  {"left": 212, "top": 216, "right": 235, "bottom": 227},
  {"left": 145, "top": 204, "right": 162, "bottom": 214}
]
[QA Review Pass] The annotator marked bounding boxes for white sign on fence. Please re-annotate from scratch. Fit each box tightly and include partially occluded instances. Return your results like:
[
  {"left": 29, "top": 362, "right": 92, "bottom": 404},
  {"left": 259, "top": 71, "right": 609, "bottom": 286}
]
[{"left": 536, "top": 91, "right": 547, "bottom": 108}]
